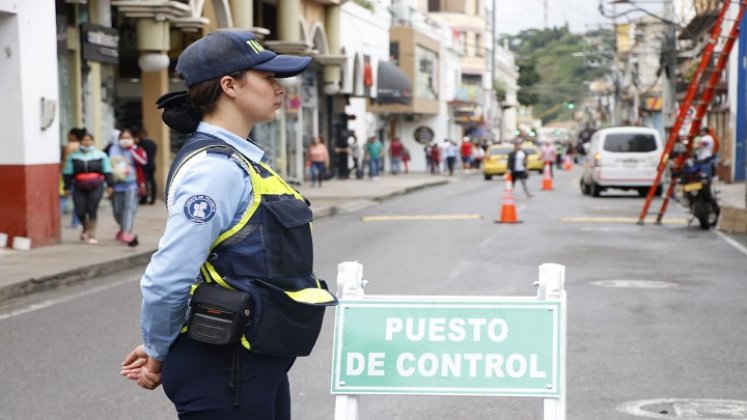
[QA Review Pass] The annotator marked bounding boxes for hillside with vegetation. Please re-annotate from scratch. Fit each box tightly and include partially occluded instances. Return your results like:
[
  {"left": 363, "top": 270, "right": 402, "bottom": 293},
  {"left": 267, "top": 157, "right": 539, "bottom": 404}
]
[{"left": 503, "top": 26, "right": 614, "bottom": 124}]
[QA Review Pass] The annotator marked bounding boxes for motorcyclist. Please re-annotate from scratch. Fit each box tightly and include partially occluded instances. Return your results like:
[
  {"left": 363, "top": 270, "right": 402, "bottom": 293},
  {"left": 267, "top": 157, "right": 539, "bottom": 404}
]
[{"left": 694, "top": 126, "right": 716, "bottom": 179}]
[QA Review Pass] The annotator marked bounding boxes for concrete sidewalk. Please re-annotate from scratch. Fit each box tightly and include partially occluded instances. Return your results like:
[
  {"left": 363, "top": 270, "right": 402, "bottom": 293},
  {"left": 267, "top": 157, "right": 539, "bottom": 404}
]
[
  {"left": 0, "top": 173, "right": 451, "bottom": 304},
  {"left": 715, "top": 180, "right": 746, "bottom": 209},
  {"left": 714, "top": 180, "right": 747, "bottom": 234}
]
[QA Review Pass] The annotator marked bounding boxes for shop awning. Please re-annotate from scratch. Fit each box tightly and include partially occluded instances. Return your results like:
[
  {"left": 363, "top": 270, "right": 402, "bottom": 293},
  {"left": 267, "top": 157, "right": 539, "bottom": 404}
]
[{"left": 376, "top": 61, "right": 412, "bottom": 105}]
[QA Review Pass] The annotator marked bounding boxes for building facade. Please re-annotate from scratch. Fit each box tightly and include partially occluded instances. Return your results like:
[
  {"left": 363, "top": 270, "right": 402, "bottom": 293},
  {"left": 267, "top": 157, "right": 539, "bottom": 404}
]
[{"left": 1, "top": 0, "right": 513, "bottom": 248}]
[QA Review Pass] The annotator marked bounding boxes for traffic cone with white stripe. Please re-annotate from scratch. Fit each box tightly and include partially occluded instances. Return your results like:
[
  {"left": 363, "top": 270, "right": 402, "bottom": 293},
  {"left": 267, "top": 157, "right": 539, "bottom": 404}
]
[
  {"left": 562, "top": 155, "right": 573, "bottom": 171},
  {"left": 542, "top": 163, "right": 554, "bottom": 190},
  {"left": 495, "top": 172, "right": 522, "bottom": 224}
]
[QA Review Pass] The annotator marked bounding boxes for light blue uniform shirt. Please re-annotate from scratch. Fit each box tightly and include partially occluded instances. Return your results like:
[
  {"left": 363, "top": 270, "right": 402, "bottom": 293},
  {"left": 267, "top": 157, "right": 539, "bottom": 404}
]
[{"left": 140, "top": 122, "right": 265, "bottom": 361}]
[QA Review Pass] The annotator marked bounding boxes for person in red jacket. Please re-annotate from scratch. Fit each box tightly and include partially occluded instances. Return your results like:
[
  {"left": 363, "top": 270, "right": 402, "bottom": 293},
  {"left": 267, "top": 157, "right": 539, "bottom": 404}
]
[
  {"left": 460, "top": 137, "right": 473, "bottom": 170},
  {"left": 429, "top": 142, "right": 441, "bottom": 174},
  {"left": 389, "top": 137, "right": 404, "bottom": 174}
]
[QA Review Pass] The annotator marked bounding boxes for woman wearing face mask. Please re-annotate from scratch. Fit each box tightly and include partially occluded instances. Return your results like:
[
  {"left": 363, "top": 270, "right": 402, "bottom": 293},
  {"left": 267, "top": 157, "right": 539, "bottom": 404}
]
[
  {"left": 62, "top": 132, "right": 114, "bottom": 244},
  {"left": 108, "top": 128, "right": 147, "bottom": 247}
]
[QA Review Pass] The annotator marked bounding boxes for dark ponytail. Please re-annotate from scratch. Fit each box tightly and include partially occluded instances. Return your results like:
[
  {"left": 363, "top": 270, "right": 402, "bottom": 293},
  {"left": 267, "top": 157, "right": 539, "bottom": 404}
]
[
  {"left": 155, "top": 91, "right": 202, "bottom": 134},
  {"left": 156, "top": 71, "right": 247, "bottom": 134}
]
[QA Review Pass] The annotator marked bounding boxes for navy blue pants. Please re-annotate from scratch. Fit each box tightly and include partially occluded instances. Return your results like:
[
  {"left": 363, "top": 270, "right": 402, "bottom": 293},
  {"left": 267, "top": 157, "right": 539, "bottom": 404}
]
[{"left": 162, "top": 336, "right": 296, "bottom": 419}]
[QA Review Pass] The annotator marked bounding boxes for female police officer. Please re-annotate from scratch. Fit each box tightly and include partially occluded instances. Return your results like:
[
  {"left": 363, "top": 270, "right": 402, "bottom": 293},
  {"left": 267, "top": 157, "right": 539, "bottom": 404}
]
[{"left": 121, "top": 31, "right": 336, "bottom": 419}]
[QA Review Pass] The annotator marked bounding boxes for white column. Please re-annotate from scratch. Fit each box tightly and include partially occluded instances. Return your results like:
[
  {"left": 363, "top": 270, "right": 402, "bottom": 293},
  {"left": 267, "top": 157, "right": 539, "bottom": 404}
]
[{"left": 0, "top": 1, "right": 61, "bottom": 247}]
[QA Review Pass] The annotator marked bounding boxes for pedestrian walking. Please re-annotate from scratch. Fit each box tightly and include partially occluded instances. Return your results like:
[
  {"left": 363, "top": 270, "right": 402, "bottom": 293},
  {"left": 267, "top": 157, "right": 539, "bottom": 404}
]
[
  {"left": 540, "top": 141, "right": 557, "bottom": 178},
  {"left": 460, "top": 137, "right": 473, "bottom": 170},
  {"left": 555, "top": 142, "right": 564, "bottom": 169},
  {"left": 471, "top": 141, "right": 485, "bottom": 170},
  {"left": 424, "top": 143, "right": 433, "bottom": 172},
  {"left": 62, "top": 132, "right": 113, "bottom": 244},
  {"left": 389, "top": 137, "right": 404, "bottom": 174},
  {"left": 376, "top": 138, "right": 385, "bottom": 174},
  {"left": 61, "top": 127, "right": 85, "bottom": 228},
  {"left": 402, "top": 146, "right": 411, "bottom": 174},
  {"left": 120, "top": 30, "right": 337, "bottom": 419},
  {"left": 445, "top": 139, "right": 458, "bottom": 176},
  {"left": 108, "top": 128, "right": 147, "bottom": 247},
  {"left": 349, "top": 135, "right": 362, "bottom": 179},
  {"left": 308, "top": 136, "right": 330, "bottom": 187},
  {"left": 508, "top": 141, "right": 533, "bottom": 198},
  {"left": 429, "top": 142, "right": 441, "bottom": 174},
  {"left": 135, "top": 128, "right": 158, "bottom": 204},
  {"left": 364, "top": 136, "right": 383, "bottom": 179}
]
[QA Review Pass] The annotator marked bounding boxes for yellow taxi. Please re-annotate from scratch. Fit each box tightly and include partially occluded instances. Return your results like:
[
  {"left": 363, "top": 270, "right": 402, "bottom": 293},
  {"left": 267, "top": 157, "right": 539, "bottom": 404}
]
[
  {"left": 483, "top": 143, "right": 545, "bottom": 180},
  {"left": 522, "top": 143, "right": 545, "bottom": 173},
  {"left": 482, "top": 144, "right": 513, "bottom": 180}
]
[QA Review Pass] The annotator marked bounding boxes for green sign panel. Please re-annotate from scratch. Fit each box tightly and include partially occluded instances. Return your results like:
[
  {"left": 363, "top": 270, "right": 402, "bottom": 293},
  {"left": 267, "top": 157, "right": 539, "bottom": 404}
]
[{"left": 331, "top": 298, "right": 562, "bottom": 397}]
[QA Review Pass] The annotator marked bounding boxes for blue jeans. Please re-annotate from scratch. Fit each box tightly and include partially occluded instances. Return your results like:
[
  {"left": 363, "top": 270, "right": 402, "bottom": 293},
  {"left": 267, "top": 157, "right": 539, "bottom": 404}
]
[
  {"left": 698, "top": 157, "right": 715, "bottom": 180},
  {"left": 112, "top": 188, "right": 140, "bottom": 233},
  {"left": 310, "top": 162, "right": 326, "bottom": 185},
  {"left": 390, "top": 157, "right": 402, "bottom": 174},
  {"left": 67, "top": 185, "right": 81, "bottom": 227},
  {"left": 369, "top": 158, "right": 379, "bottom": 178}
]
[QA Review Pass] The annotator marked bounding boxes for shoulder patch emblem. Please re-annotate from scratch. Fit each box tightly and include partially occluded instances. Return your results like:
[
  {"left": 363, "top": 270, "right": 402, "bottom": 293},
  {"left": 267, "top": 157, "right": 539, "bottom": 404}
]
[{"left": 184, "top": 195, "right": 217, "bottom": 224}]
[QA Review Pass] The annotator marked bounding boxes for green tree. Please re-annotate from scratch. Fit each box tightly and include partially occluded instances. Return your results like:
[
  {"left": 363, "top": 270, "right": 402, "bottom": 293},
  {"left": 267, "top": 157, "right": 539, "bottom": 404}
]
[
  {"left": 502, "top": 26, "right": 614, "bottom": 123},
  {"left": 494, "top": 79, "right": 507, "bottom": 103},
  {"left": 517, "top": 59, "right": 539, "bottom": 106}
]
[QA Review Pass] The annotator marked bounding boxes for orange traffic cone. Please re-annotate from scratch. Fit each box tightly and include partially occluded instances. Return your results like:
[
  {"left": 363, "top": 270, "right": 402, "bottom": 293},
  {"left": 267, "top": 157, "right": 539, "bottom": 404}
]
[
  {"left": 542, "top": 163, "right": 554, "bottom": 190},
  {"left": 495, "top": 172, "right": 522, "bottom": 224},
  {"left": 562, "top": 155, "right": 573, "bottom": 171}
]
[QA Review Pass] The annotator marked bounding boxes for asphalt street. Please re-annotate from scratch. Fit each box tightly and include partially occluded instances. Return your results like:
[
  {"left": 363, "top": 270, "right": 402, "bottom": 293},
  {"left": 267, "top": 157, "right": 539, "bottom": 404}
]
[{"left": 1, "top": 169, "right": 745, "bottom": 420}]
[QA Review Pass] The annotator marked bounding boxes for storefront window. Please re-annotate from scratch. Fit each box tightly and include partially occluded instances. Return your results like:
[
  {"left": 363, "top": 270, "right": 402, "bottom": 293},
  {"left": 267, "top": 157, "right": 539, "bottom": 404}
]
[
  {"left": 57, "top": 51, "right": 75, "bottom": 147},
  {"left": 285, "top": 113, "right": 299, "bottom": 180},
  {"left": 415, "top": 45, "right": 438, "bottom": 100},
  {"left": 301, "top": 68, "right": 318, "bottom": 181},
  {"left": 253, "top": 120, "right": 280, "bottom": 167}
]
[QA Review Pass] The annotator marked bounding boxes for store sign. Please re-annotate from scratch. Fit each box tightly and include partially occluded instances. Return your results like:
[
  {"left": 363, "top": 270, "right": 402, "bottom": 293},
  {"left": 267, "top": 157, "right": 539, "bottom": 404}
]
[
  {"left": 331, "top": 298, "right": 562, "bottom": 397},
  {"left": 81, "top": 23, "right": 119, "bottom": 65}
]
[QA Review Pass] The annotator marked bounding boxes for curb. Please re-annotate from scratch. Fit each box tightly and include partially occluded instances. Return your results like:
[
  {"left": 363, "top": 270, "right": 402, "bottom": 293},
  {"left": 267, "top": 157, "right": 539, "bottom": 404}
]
[
  {"left": 0, "top": 179, "right": 449, "bottom": 305},
  {"left": 0, "top": 250, "right": 155, "bottom": 304}
]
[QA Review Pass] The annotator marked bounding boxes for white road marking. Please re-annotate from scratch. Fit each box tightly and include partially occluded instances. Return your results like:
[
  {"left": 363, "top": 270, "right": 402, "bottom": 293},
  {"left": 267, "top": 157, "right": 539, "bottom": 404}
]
[
  {"left": 561, "top": 216, "right": 687, "bottom": 225},
  {"left": 617, "top": 398, "right": 747, "bottom": 419},
  {"left": 581, "top": 226, "right": 638, "bottom": 232},
  {"left": 0, "top": 276, "right": 137, "bottom": 321},
  {"left": 361, "top": 214, "right": 482, "bottom": 222},
  {"left": 590, "top": 280, "right": 678, "bottom": 289},
  {"left": 713, "top": 230, "right": 747, "bottom": 257}
]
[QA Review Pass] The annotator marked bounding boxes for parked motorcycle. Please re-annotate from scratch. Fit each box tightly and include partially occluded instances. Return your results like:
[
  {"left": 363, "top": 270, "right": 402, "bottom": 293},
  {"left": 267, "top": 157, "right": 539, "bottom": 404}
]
[{"left": 674, "top": 159, "right": 720, "bottom": 229}]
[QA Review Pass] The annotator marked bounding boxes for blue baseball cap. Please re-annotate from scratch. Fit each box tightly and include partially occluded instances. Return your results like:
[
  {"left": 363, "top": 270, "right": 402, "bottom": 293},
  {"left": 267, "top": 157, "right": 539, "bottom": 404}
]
[{"left": 176, "top": 31, "right": 312, "bottom": 87}]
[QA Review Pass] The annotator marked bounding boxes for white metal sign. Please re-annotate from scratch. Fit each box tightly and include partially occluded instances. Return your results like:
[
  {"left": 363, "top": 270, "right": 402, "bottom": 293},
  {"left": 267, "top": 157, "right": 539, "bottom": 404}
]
[{"left": 332, "top": 262, "right": 567, "bottom": 420}]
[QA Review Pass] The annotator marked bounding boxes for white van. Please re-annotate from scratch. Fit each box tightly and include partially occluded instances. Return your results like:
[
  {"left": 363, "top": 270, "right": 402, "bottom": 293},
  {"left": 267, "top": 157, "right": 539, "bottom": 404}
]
[{"left": 580, "top": 126, "right": 663, "bottom": 197}]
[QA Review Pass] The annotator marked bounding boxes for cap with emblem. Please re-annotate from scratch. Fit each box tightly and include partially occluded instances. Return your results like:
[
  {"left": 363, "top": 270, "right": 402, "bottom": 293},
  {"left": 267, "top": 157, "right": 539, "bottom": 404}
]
[{"left": 176, "top": 31, "right": 312, "bottom": 87}]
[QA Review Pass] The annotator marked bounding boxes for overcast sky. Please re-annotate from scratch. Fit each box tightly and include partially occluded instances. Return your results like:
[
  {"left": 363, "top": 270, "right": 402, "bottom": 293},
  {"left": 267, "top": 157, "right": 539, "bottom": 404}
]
[{"left": 495, "top": 0, "right": 612, "bottom": 35}]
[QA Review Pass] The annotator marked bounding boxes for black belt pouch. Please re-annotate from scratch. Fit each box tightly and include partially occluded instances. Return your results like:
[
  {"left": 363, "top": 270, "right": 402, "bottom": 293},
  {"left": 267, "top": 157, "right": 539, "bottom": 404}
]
[
  {"left": 244, "top": 280, "right": 332, "bottom": 357},
  {"left": 187, "top": 283, "right": 251, "bottom": 346}
]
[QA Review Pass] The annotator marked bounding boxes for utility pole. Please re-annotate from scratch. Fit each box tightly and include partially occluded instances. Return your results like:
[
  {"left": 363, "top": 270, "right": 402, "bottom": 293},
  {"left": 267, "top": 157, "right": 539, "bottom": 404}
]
[
  {"left": 492, "top": 0, "right": 498, "bottom": 139},
  {"left": 662, "top": 0, "right": 677, "bottom": 139},
  {"left": 544, "top": 0, "right": 548, "bottom": 29}
]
